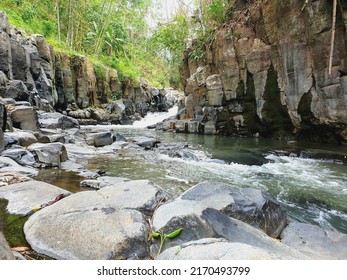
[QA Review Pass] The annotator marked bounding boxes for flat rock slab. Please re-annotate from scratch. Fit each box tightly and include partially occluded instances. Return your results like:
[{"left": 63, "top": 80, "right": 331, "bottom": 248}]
[
  {"left": 80, "top": 176, "right": 130, "bottom": 190},
  {"left": 0, "top": 156, "right": 38, "bottom": 176},
  {"left": 157, "top": 238, "right": 304, "bottom": 260},
  {"left": 25, "top": 208, "right": 148, "bottom": 260},
  {"left": 0, "top": 181, "right": 71, "bottom": 215},
  {"left": 24, "top": 180, "right": 170, "bottom": 259},
  {"left": 281, "top": 222, "right": 347, "bottom": 260}
]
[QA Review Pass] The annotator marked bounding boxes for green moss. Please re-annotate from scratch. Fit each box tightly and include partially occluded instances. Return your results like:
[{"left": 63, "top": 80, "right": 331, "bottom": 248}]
[
  {"left": 94, "top": 63, "right": 107, "bottom": 80},
  {"left": 0, "top": 199, "right": 29, "bottom": 248}
]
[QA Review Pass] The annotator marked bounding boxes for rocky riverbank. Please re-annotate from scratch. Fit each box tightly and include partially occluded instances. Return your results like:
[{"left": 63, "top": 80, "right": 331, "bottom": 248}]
[{"left": 0, "top": 116, "right": 346, "bottom": 260}]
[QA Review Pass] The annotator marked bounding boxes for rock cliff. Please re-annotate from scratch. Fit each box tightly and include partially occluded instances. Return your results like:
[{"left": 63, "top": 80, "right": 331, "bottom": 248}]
[
  {"left": 0, "top": 11, "right": 172, "bottom": 129},
  {"left": 172, "top": 0, "right": 347, "bottom": 143}
]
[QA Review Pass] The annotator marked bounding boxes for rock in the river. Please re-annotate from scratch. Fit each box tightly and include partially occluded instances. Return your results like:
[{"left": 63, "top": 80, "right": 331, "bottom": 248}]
[
  {"left": 281, "top": 222, "right": 347, "bottom": 260},
  {"left": 0, "top": 156, "right": 38, "bottom": 176},
  {"left": 0, "top": 181, "right": 71, "bottom": 215},
  {"left": 10, "top": 106, "right": 40, "bottom": 131},
  {"left": 24, "top": 180, "right": 170, "bottom": 259},
  {"left": 28, "top": 142, "right": 68, "bottom": 167},
  {"left": 80, "top": 176, "right": 130, "bottom": 190},
  {"left": 0, "top": 232, "right": 15, "bottom": 260},
  {"left": 1, "top": 147, "right": 36, "bottom": 165},
  {"left": 38, "top": 112, "right": 80, "bottom": 129},
  {"left": 157, "top": 238, "right": 306, "bottom": 260},
  {"left": 4, "top": 131, "right": 37, "bottom": 147},
  {"left": 131, "top": 136, "right": 160, "bottom": 149},
  {"left": 151, "top": 182, "right": 287, "bottom": 254},
  {"left": 86, "top": 132, "right": 114, "bottom": 147}
]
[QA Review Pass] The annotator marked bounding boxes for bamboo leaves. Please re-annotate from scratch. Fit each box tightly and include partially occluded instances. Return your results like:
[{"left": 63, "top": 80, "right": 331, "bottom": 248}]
[{"left": 151, "top": 227, "right": 184, "bottom": 256}]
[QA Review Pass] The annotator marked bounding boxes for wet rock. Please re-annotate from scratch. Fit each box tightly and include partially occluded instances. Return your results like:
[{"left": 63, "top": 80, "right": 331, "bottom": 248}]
[
  {"left": 1, "top": 147, "right": 36, "bottom": 166},
  {"left": 220, "top": 188, "right": 287, "bottom": 238},
  {"left": 10, "top": 106, "right": 40, "bottom": 131},
  {"left": 157, "top": 238, "right": 306, "bottom": 260},
  {"left": 0, "top": 156, "right": 38, "bottom": 176},
  {"left": 0, "top": 232, "right": 15, "bottom": 260},
  {"left": 28, "top": 142, "right": 68, "bottom": 167},
  {"left": 152, "top": 182, "right": 287, "bottom": 252},
  {"left": 131, "top": 136, "right": 160, "bottom": 149},
  {"left": 86, "top": 132, "right": 114, "bottom": 147},
  {"left": 24, "top": 180, "right": 169, "bottom": 260},
  {"left": 4, "top": 131, "right": 37, "bottom": 147},
  {"left": 38, "top": 112, "right": 79, "bottom": 129},
  {"left": 0, "top": 181, "right": 71, "bottom": 215},
  {"left": 80, "top": 176, "right": 130, "bottom": 190},
  {"left": 281, "top": 222, "right": 347, "bottom": 260}
]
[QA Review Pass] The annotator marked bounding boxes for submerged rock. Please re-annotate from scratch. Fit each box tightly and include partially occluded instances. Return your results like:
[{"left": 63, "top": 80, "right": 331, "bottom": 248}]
[{"left": 281, "top": 222, "right": 347, "bottom": 260}]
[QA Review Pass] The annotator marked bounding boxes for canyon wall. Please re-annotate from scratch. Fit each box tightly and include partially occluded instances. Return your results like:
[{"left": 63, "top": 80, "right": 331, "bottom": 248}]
[{"left": 175, "top": 0, "right": 347, "bottom": 143}]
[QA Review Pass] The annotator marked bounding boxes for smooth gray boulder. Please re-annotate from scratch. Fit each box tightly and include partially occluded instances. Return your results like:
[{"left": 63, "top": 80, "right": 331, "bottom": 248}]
[
  {"left": 0, "top": 156, "right": 38, "bottom": 176},
  {"left": 80, "top": 176, "right": 130, "bottom": 190},
  {"left": 28, "top": 142, "right": 68, "bottom": 167},
  {"left": 0, "top": 232, "right": 15, "bottom": 260},
  {"left": 24, "top": 180, "right": 170, "bottom": 259},
  {"left": 281, "top": 222, "right": 347, "bottom": 260},
  {"left": 201, "top": 208, "right": 307, "bottom": 259},
  {"left": 152, "top": 182, "right": 287, "bottom": 247},
  {"left": 0, "top": 181, "right": 71, "bottom": 215},
  {"left": 38, "top": 112, "right": 79, "bottom": 129},
  {"left": 86, "top": 132, "right": 114, "bottom": 147},
  {"left": 131, "top": 136, "right": 159, "bottom": 149},
  {"left": 1, "top": 147, "right": 36, "bottom": 166},
  {"left": 157, "top": 238, "right": 306, "bottom": 260}
]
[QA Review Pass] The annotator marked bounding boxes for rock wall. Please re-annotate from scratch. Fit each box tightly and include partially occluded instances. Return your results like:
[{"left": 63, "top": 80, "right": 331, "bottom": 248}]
[
  {"left": 175, "top": 0, "right": 347, "bottom": 143},
  {"left": 0, "top": 11, "right": 171, "bottom": 128}
]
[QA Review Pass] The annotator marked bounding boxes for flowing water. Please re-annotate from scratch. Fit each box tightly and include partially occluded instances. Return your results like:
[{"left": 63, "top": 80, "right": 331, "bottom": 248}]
[{"left": 83, "top": 108, "right": 347, "bottom": 234}]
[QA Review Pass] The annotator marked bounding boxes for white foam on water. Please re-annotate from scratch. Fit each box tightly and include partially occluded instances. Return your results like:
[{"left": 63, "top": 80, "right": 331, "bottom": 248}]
[{"left": 130, "top": 106, "right": 178, "bottom": 128}]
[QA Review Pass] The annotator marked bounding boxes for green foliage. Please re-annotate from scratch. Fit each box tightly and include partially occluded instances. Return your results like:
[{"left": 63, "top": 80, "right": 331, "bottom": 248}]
[{"left": 152, "top": 227, "right": 184, "bottom": 256}]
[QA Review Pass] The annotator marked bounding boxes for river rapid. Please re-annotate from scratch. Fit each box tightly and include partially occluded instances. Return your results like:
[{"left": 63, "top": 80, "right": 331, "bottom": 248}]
[{"left": 40, "top": 108, "right": 347, "bottom": 235}]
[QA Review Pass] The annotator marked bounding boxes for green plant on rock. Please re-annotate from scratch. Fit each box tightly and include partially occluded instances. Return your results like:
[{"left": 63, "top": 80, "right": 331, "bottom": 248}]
[{"left": 151, "top": 227, "right": 184, "bottom": 256}]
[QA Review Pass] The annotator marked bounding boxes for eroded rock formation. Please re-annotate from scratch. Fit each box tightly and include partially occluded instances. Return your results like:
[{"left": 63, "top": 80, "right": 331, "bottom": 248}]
[{"left": 173, "top": 0, "right": 347, "bottom": 143}]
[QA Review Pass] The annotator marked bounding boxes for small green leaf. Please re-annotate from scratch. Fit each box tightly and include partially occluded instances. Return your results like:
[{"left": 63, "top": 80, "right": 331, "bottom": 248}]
[
  {"left": 151, "top": 232, "right": 161, "bottom": 239},
  {"left": 165, "top": 228, "right": 184, "bottom": 239}
]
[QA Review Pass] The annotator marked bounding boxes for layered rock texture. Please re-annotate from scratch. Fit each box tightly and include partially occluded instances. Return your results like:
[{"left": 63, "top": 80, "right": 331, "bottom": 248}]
[
  {"left": 174, "top": 0, "right": 347, "bottom": 143},
  {"left": 0, "top": 11, "right": 172, "bottom": 129}
]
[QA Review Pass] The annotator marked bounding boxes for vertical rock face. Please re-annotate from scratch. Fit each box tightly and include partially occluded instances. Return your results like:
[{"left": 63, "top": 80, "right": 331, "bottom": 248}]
[
  {"left": 178, "top": 0, "right": 347, "bottom": 143},
  {"left": 0, "top": 11, "right": 171, "bottom": 130}
]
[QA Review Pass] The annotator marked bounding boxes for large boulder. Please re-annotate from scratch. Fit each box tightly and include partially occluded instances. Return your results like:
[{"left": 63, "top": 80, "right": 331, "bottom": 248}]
[
  {"left": 86, "top": 132, "right": 114, "bottom": 147},
  {"left": 24, "top": 180, "right": 170, "bottom": 259},
  {"left": 28, "top": 142, "right": 68, "bottom": 167},
  {"left": 0, "top": 232, "right": 15, "bottom": 260},
  {"left": 152, "top": 182, "right": 287, "bottom": 253},
  {"left": 38, "top": 112, "right": 80, "bottom": 129},
  {"left": 0, "top": 156, "right": 38, "bottom": 176},
  {"left": 0, "top": 181, "right": 71, "bottom": 215},
  {"left": 3, "top": 80, "right": 30, "bottom": 101},
  {"left": 280, "top": 222, "right": 347, "bottom": 260}
]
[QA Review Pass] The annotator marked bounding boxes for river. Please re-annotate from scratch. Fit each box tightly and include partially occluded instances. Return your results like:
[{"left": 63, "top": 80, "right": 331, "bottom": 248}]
[{"left": 39, "top": 107, "right": 347, "bottom": 235}]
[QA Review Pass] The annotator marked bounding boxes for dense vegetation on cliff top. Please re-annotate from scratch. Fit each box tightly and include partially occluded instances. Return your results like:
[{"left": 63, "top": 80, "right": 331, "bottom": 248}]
[{"left": 0, "top": 0, "right": 234, "bottom": 88}]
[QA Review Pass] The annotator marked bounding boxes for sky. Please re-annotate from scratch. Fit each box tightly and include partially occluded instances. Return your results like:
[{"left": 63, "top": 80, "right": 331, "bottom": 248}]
[{"left": 148, "top": 0, "right": 195, "bottom": 27}]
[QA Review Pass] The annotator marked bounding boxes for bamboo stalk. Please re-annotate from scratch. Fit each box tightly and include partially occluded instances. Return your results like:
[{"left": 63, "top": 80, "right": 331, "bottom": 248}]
[{"left": 329, "top": 0, "right": 337, "bottom": 78}]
